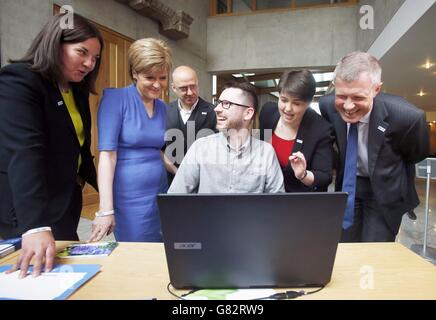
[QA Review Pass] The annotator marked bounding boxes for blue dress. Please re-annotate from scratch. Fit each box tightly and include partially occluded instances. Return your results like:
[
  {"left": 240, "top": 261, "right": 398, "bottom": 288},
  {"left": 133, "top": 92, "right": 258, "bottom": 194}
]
[{"left": 97, "top": 84, "right": 167, "bottom": 242}]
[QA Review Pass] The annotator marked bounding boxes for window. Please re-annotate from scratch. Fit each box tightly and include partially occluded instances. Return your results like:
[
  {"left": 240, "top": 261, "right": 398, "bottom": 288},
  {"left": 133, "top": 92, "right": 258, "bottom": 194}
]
[{"left": 211, "top": 0, "right": 358, "bottom": 16}]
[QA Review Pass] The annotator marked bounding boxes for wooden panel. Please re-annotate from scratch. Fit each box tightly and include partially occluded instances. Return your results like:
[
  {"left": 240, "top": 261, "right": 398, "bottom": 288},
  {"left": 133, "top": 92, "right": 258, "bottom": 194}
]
[
  {"left": 210, "top": 0, "right": 217, "bottom": 15},
  {"left": 251, "top": 0, "right": 257, "bottom": 11},
  {"left": 83, "top": 28, "right": 133, "bottom": 208},
  {"left": 429, "top": 124, "right": 436, "bottom": 155}
]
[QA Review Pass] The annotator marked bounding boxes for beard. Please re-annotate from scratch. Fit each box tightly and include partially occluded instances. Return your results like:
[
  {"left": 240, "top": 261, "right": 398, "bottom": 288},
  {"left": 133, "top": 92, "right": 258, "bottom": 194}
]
[{"left": 216, "top": 117, "right": 245, "bottom": 135}]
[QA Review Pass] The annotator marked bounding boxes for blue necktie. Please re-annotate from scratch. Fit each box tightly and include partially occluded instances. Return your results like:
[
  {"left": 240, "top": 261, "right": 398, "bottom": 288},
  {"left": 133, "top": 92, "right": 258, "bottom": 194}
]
[{"left": 341, "top": 123, "right": 358, "bottom": 229}]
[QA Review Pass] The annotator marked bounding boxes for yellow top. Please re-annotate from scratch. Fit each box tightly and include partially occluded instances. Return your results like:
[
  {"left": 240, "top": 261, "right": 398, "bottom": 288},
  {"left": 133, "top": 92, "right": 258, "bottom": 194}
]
[{"left": 61, "top": 89, "right": 84, "bottom": 171}]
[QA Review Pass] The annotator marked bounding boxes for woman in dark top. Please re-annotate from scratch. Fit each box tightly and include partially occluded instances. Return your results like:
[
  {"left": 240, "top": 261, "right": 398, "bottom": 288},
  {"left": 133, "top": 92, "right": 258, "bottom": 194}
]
[
  {"left": 259, "top": 70, "right": 333, "bottom": 192},
  {"left": 0, "top": 13, "right": 102, "bottom": 277}
]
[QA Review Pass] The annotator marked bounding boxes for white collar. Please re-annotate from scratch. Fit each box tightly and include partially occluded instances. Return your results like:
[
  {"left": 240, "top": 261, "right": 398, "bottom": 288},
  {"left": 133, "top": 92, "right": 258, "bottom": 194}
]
[{"left": 178, "top": 98, "right": 199, "bottom": 113}]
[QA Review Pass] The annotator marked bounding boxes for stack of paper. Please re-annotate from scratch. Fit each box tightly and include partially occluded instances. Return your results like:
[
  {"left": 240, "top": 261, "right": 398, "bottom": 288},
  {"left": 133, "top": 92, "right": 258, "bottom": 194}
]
[
  {"left": 0, "top": 237, "right": 21, "bottom": 259},
  {"left": 0, "top": 244, "right": 14, "bottom": 259}
]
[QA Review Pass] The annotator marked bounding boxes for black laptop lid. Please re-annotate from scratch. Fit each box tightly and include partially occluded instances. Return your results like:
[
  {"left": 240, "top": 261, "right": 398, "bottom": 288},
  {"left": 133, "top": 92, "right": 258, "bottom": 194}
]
[{"left": 157, "top": 192, "right": 347, "bottom": 289}]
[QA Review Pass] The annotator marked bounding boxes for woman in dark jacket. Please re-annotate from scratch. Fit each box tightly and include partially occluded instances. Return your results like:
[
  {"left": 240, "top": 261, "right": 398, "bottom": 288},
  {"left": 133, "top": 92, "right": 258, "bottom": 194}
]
[
  {"left": 0, "top": 13, "right": 103, "bottom": 277},
  {"left": 259, "top": 70, "right": 334, "bottom": 192}
]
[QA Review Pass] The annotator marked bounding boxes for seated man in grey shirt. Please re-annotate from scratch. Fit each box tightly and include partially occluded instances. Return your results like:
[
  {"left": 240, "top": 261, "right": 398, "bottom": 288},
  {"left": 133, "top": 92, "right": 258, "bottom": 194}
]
[{"left": 168, "top": 81, "right": 285, "bottom": 193}]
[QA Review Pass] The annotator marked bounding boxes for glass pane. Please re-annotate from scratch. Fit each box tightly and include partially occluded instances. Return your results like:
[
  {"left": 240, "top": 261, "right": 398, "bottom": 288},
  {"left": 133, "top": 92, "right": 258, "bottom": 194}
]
[
  {"left": 217, "top": 0, "right": 228, "bottom": 14},
  {"left": 253, "top": 79, "right": 277, "bottom": 88},
  {"left": 232, "top": 0, "right": 254, "bottom": 13},
  {"left": 256, "top": 0, "right": 292, "bottom": 10}
]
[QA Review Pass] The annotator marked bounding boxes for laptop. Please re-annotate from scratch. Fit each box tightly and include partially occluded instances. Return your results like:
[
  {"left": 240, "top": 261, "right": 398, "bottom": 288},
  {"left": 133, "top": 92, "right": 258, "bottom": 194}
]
[{"left": 157, "top": 192, "right": 347, "bottom": 289}]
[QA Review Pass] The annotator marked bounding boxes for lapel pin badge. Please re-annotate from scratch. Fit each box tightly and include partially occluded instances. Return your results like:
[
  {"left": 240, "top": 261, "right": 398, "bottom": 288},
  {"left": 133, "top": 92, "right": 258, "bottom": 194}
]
[
  {"left": 57, "top": 101, "right": 64, "bottom": 106},
  {"left": 201, "top": 112, "right": 207, "bottom": 115},
  {"left": 296, "top": 139, "right": 303, "bottom": 144},
  {"left": 377, "top": 126, "right": 386, "bottom": 133}
]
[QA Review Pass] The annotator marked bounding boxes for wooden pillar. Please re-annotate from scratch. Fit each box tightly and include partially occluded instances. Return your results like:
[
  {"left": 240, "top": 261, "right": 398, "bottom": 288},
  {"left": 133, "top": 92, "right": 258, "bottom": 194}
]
[
  {"left": 251, "top": 0, "right": 257, "bottom": 11},
  {"left": 210, "top": 0, "right": 217, "bottom": 16},
  {"left": 228, "top": 0, "right": 233, "bottom": 14}
]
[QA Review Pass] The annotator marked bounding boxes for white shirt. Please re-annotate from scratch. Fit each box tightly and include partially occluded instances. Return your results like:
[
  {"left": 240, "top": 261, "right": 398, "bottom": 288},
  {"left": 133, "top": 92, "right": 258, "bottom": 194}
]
[
  {"left": 168, "top": 132, "right": 285, "bottom": 193},
  {"left": 347, "top": 110, "right": 371, "bottom": 177},
  {"left": 178, "top": 98, "right": 199, "bottom": 124}
]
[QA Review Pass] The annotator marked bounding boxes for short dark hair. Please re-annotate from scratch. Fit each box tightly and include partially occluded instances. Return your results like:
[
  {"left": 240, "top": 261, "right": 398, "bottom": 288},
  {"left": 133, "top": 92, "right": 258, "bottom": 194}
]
[
  {"left": 11, "top": 13, "right": 104, "bottom": 94},
  {"left": 277, "top": 70, "right": 316, "bottom": 102},
  {"left": 223, "top": 80, "right": 259, "bottom": 114}
]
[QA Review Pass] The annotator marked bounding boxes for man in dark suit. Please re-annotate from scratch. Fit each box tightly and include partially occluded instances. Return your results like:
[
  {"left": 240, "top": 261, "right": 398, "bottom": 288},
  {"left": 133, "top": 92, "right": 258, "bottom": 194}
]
[
  {"left": 164, "top": 66, "right": 216, "bottom": 183},
  {"left": 319, "top": 51, "right": 428, "bottom": 242}
]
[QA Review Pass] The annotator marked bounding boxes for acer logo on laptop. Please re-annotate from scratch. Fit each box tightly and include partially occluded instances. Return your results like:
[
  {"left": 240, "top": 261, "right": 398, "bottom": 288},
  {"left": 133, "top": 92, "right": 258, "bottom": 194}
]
[{"left": 174, "top": 242, "right": 202, "bottom": 250}]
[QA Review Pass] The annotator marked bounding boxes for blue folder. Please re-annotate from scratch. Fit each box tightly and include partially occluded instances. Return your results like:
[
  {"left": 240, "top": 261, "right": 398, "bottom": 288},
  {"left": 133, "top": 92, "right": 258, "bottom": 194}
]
[
  {"left": 0, "top": 237, "right": 22, "bottom": 250},
  {"left": 0, "top": 264, "right": 101, "bottom": 300}
]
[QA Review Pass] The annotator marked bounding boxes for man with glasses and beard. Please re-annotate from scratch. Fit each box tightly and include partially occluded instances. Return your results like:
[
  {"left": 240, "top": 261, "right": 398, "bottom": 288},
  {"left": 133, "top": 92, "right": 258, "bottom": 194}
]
[{"left": 168, "top": 81, "right": 284, "bottom": 194}]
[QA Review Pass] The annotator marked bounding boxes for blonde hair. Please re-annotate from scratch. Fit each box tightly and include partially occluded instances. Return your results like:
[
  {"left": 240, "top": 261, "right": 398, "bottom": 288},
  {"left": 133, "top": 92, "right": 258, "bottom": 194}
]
[{"left": 128, "top": 38, "right": 172, "bottom": 81}]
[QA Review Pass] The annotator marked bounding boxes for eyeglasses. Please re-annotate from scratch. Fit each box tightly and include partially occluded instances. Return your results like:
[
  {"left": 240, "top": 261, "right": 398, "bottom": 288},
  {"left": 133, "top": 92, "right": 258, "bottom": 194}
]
[
  {"left": 176, "top": 84, "right": 197, "bottom": 93},
  {"left": 214, "top": 99, "right": 252, "bottom": 109}
]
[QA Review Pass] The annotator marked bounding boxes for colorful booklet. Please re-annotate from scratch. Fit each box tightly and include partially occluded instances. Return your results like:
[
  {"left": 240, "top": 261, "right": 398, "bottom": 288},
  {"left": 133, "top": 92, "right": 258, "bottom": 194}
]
[{"left": 57, "top": 242, "right": 118, "bottom": 258}]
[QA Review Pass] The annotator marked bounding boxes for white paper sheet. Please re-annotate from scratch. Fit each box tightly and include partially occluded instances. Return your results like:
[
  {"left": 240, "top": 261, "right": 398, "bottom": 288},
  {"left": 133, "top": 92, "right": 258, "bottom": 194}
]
[{"left": 0, "top": 270, "right": 86, "bottom": 300}]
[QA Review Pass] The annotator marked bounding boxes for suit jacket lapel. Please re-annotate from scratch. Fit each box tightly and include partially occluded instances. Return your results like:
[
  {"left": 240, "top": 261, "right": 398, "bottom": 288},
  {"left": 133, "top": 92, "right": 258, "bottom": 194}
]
[
  {"left": 368, "top": 94, "right": 389, "bottom": 177},
  {"left": 292, "top": 109, "right": 311, "bottom": 153},
  {"left": 190, "top": 98, "right": 209, "bottom": 131},
  {"left": 271, "top": 108, "right": 281, "bottom": 132},
  {"left": 265, "top": 107, "right": 281, "bottom": 142},
  {"left": 333, "top": 112, "right": 347, "bottom": 166}
]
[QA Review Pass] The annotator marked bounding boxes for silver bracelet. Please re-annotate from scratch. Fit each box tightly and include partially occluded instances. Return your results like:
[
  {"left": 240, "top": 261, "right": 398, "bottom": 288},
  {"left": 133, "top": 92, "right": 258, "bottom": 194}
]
[
  {"left": 23, "top": 226, "right": 52, "bottom": 237},
  {"left": 95, "top": 209, "right": 115, "bottom": 217}
]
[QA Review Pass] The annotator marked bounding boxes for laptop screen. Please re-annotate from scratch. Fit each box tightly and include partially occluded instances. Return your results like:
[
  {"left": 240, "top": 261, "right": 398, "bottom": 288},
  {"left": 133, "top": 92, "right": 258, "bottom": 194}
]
[{"left": 157, "top": 192, "right": 347, "bottom": 289}]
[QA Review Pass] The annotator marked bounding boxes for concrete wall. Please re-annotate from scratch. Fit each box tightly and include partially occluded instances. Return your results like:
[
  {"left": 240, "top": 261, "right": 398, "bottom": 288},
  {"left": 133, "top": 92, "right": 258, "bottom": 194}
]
[
  {"left": 206, "top": 6, "right": 358, "bottom": 73},
  {"left": 156, "top": 0, "right": 211, "bottom": 101},
  {"left": 357, "top": 0, "right": 405, "bottom": 52},
  {"left": 0, "top": 0, "right": 52, "bottom": 66},
  {"left": 0, "top": 0, "right": 409, "bottom": 100},
  {"left": 0, "top": 0, "right": 212, "bottom": 101}
]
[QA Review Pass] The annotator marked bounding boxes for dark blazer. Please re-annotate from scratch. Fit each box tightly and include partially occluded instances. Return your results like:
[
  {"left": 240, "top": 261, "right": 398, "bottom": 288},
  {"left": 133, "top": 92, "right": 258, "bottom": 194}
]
[
  {"left": 259, "top": 102, "right": 334, "bottom": 192},
  {"left": 319, "top": 92, "right": 429, "bottom": 231},
  {"left": 0, "top": 63, "right": 97, "bottom": 238},
  {"left": 165, "top": 97, "right": 217, "bottom": 166}
]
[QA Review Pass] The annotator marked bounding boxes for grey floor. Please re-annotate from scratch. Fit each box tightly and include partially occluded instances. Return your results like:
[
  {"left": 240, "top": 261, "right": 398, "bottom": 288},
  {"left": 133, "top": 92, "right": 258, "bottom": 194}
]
[
  {"left": 77, "top": 177, "right": 436, "bottom": 263},
  {"left": 77, "top": 217, "right": 115, "bottom": 242},
  {"left": 396, "top": 178, "right": 436, "bottom": 263}
]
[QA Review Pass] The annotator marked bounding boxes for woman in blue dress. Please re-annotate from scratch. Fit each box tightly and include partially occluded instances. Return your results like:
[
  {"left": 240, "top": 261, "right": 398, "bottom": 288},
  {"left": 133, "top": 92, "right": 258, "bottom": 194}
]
[{"left": 89, "top": 38, "right": 172, "bottom": 242}]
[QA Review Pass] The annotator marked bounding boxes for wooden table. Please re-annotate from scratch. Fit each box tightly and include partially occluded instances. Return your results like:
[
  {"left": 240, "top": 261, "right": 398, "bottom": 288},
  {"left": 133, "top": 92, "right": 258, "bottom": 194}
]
[{"left": 1, "top": 242, "right": 435, "bottom": 300}]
